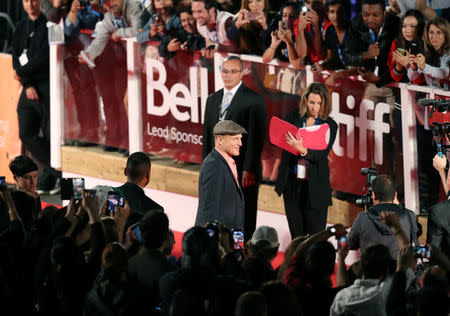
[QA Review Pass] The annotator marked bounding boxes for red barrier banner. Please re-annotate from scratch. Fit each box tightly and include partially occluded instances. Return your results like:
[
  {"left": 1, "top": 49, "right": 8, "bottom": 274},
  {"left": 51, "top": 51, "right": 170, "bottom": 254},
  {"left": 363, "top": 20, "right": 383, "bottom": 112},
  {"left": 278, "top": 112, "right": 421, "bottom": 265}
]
[{"left": 141, "top": 50, "right": 399, "bottom": 196}]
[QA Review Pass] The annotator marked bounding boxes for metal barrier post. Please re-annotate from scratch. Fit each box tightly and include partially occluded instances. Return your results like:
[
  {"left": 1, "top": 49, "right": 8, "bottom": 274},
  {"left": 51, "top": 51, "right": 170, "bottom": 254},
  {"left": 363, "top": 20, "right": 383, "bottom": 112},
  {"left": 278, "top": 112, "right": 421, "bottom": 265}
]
[
  {"left": 399, "top": 83, "right": 420, "bottom": 213},
  {"left": 50, "top": 43, "right": 64, "bottom": 169},
  {"left": 126, "top": 39, "right": 143, "bottom": 154}
]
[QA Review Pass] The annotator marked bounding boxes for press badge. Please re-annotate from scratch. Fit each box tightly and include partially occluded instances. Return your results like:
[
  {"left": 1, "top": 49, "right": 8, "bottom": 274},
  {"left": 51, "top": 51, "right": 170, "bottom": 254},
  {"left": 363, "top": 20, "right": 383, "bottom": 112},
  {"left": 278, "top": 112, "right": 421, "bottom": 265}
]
[
  {"left": 19, "top": 50, "right": 28, "bottom": 66},
  {"left": 297, "top": 159, "right": 308, "bottom": 180}
]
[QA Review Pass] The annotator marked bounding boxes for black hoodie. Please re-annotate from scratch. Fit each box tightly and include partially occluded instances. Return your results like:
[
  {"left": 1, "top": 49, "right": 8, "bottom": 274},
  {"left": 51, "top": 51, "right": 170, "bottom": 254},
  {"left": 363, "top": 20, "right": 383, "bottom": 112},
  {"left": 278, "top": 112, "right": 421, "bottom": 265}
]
[{"left": 347, "top": 203, "right": 418, "bottom": 259}]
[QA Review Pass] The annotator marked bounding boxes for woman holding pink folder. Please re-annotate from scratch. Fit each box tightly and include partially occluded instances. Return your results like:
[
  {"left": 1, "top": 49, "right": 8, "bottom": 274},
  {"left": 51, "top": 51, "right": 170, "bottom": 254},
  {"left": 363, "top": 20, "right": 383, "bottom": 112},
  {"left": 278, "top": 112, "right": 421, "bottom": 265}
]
[{"left": 275, "top": 83, "right": 337, "bottom": 238}]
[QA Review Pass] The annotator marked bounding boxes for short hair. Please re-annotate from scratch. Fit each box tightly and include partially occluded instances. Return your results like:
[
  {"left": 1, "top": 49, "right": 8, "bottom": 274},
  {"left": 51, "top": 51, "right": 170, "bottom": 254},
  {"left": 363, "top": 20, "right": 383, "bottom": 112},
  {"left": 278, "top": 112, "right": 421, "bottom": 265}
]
[
  {"left": 102, "top": 242, "right": 128, "bottom": 284},
  {"left": 9, "top": 155, "right": 38, "bottom": 177},
  {"left": 140, "top": 210, "right": 169, "bottom": 249},
  {"left": 181, "top": 226, "right": 214, "bottom": 267},
  {"left": 177, "top": 1, "right": 193, "bottom": 15},
  {"left": 361, "top": 0, "right": 385, "bottom": 11},
  {"left": 372, "top": 174, "right": 396, "bottom": 202},
  {"left": 326, "top": 0, "right": 351, "bottom": 29},
  {"left": 222, "top": 55, "right": 244, "bottom": 70},
  {"left": 235, "top": 291, "right": 267, "bottom": 316},
  {"left": 360, "top": 244, "right": 391, "bottom": 279},
  {"left": 126, "top": 152, "right": 151, "bottom": 182},
  {"left": 259, "top": 281, "right": 300, "bottom": 316},
  {"left": 299, "top": 82, "right": 331, "bottom": 119},
  {"left": 305, "top": 241, "right": 336, "bottom": 283},
  {"left": 192, "top": 0, "right": 217, "bottom": 10},
  {"left": 101, "top": 217, "right": 119, "bottom": 243}
]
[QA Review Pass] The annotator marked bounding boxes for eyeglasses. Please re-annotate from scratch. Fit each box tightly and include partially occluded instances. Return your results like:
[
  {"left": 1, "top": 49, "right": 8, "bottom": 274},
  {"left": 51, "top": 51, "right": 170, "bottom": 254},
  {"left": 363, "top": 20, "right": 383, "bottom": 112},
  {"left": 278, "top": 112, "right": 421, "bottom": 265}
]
[{"left": 221, "top": 69, "right": 242, "bottom": 74}]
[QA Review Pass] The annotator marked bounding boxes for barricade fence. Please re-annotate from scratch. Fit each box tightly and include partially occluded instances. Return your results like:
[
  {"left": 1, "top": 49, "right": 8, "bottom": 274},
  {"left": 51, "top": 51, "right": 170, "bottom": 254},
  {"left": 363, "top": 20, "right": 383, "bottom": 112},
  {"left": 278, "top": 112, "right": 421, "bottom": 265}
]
[{"left": 50, "top": 38, "right": 450, "bottom": 213}]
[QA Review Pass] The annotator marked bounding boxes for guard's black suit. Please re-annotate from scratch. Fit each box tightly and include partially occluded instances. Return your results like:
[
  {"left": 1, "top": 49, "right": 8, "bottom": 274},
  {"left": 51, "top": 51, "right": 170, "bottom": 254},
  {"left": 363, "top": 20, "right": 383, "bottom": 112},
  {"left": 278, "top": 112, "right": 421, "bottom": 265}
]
[
  {"left": 202, "top": 83, "right": 267, "bottom": 238},
  {"left": 427, "top": 199, "right": 450, "bottom": 259}
]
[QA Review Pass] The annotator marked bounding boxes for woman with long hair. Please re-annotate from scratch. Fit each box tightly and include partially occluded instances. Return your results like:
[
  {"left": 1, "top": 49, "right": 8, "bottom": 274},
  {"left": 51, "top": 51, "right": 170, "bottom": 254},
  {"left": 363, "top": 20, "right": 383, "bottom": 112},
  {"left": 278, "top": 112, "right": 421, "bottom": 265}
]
[
  {"left": 388, "top": 9, "right": 426, "bottom": 83},
  {"left": 408, "top": 17, "right": 450, "bottom": 90},
  {"left": 227, "top": 0, "right": 271, "bottom": 55},
  {"left": 275, "top": 83, "right": 338, "bottom": 238}
]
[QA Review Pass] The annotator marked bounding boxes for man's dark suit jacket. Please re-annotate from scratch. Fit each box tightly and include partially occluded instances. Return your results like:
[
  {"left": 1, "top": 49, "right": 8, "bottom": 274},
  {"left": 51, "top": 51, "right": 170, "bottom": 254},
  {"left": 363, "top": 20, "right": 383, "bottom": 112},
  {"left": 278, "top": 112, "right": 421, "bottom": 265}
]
[
  {"left": 427, "top": 199, "right": 450, "bottom": 258},
  {"left": 115, "top": 182, "right": 164, "bottom": 216},
  {"left": 195, "top": 149, "right": 245, "bottom": 230},
  {"left": 202, "top": 83, "right": 267, "bottom": 181}
]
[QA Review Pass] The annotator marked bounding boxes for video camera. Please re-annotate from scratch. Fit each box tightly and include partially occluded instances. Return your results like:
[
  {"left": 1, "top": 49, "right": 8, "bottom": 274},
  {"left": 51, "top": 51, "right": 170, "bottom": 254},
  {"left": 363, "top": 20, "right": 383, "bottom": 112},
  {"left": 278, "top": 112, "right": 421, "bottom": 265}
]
[
  {"left": 355, "top": 167, "right": 377, "bottom": 208},
  {"left": 419, "top": 98, "right": 450, "bottom": 158},
  {"left": 418, "top": 98, "right": 450, "bottom": 119},
  {"left": 432, "top": 122, "right": 450, "bottom": 157}
]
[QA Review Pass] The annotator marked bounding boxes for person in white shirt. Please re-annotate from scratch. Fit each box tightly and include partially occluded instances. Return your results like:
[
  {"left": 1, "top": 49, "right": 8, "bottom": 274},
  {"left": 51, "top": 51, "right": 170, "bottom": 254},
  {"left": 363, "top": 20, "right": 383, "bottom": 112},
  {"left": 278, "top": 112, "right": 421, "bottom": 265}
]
[{"left": 191, "top": 0, "right": 234, "bottom": 57}]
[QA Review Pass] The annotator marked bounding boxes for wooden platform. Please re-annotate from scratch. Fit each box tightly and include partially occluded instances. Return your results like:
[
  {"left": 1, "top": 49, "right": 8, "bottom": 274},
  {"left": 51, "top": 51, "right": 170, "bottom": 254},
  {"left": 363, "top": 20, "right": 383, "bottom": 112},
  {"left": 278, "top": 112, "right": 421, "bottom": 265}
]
[{"left": 61, "top": 145, "right": 427, "bottom": 243}]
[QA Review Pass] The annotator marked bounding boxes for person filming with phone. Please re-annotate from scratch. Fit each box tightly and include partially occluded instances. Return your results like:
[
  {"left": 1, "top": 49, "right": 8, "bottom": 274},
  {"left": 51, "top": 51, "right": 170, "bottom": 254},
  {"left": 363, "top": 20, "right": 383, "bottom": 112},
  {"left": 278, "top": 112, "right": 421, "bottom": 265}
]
[{"left": 347, "top": 174, "right": 418, "bottom": 259}]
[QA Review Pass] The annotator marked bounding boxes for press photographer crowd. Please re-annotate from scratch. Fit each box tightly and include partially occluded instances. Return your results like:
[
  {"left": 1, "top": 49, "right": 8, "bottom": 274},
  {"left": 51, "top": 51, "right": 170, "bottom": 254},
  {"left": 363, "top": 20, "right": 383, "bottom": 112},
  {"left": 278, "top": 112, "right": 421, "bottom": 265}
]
[{"left": 1, "top": 0, "right": 450, "bottom": 314}]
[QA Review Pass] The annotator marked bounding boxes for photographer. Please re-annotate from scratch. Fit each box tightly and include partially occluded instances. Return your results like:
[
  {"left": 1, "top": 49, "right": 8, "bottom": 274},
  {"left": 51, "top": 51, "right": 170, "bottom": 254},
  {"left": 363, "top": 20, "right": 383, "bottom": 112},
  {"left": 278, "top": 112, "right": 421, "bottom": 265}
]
[
  {"left": 262, "top": 2, "right": 301, "bottom": 67},
  {"left": 158, "top": 3, "right": 205, "bottom": 59},
  {"left": 347, "top": 174, "right": 418, "bottom": 259}
]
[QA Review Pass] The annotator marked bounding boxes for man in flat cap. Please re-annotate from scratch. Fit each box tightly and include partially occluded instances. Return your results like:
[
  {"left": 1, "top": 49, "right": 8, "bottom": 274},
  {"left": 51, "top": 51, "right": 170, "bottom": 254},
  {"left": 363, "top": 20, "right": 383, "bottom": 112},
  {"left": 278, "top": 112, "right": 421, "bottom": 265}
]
[
  {"left": 202, "top": 56, "right": 267, "bottom": 240},
  {"left": 195, "top": 120, "right": 246, "bottom": 230}
]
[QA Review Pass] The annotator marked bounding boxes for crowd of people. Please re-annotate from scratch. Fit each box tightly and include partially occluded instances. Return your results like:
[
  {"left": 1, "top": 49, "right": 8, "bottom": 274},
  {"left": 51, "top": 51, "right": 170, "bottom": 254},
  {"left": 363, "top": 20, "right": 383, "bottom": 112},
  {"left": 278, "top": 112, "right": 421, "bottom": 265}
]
[{"left": 6, "top": 0, "right": 450, "bottom": 314}]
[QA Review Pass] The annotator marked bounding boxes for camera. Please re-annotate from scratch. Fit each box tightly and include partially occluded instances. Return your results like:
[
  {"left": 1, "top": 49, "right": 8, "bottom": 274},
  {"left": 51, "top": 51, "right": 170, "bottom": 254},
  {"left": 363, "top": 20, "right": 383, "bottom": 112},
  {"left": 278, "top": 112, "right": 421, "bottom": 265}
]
[
  {"left": 0, "top": 176, "right": 6, "bottom": 192},
  {"left": 205, "top": 221, "right": 220, "bottom": 240},
  {"left": 106, "top": 191, "right": 124, "bottom": 216},
  {"left": 244, "top": 10, "right": 261, "bottom": 21},
  {"left": 355, "top": 167, "right": 377, "bottom": 208},
  {"left": 412, "top": 245, "right": 431, "bottom": 259},
  {"left": 61, "top": 178, "right": 85, "bottom": 200}
]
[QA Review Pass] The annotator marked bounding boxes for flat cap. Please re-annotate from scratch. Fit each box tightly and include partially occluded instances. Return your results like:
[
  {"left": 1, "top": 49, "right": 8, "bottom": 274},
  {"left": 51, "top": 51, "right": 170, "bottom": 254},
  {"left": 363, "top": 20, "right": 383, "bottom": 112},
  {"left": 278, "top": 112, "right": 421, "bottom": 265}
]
[{"left": 213, "top": 120, "right": 247, "bottom": 135}]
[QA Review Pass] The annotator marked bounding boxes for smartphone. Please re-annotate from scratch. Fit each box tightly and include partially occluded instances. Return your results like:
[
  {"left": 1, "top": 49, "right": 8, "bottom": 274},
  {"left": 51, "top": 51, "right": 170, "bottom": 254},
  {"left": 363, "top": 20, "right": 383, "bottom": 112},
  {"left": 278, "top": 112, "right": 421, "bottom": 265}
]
[
  {"left": 84, "top": 189, "right": 97, "bottom": 198},
  {"left": 412, "top": 245, "right": 431, "bottom": 259},
  {"left": 396, "top": 48, "right": 406, "bottom": 56},
  {"left": 61, "top": 178, "right": 85, "bottom": 200},
  {"left": 72, "top": 178, "right": 85, "bottom": 200},
  {"left": 232, "top": 229, "right": 245, "bottom": 250},
  {"left": 0, "top": 176, "right": 6, "bottom": 192},
  {"left": 337, "top": 235, "right": 347, "bottom": 249},
  {"left": 278, "top": 20, "right": 288, "bottom": 31},
  {"left": 133, "top": 223, "right": 143, "bottom": 243},
  {"left": 244, "top": 10, "right": 261, "bottom": 21},
  {"left": 106, "top": 191, "right": 124, "bottom": 215}
]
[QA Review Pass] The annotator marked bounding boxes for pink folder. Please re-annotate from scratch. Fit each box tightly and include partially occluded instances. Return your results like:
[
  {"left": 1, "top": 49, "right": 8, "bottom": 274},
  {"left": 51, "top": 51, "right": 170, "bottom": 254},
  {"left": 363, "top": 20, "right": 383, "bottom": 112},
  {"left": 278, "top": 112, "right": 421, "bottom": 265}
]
[{"left": 269, "top": 116, "right": 330, "bottom": 155}]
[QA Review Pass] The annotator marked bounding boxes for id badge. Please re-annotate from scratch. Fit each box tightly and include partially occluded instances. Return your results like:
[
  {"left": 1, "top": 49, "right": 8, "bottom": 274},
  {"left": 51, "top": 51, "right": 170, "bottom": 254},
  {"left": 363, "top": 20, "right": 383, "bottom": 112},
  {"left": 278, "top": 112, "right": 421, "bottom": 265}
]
[
  {"left": 19, "top": 51, "right": 28, "bottom": 66},
  {"left": 297, "top": 160, "right": 308, "bottom": 180}
]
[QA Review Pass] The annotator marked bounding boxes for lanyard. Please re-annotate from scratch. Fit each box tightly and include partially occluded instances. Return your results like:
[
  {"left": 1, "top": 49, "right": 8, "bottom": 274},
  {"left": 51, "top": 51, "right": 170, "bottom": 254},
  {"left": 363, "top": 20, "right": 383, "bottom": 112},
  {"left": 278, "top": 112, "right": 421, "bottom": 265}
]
[
  {"left": 334, "top": 27, "right": 347, "bottom": 69},
  {"left": 113, "top": 16, "right": 127, "bottom": 29},
  {"left": 23, "top": 18, "right": 35, "bottom": 53},
  {"left": 86, "top": 5, "right": 101, "bottom": 17}
]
